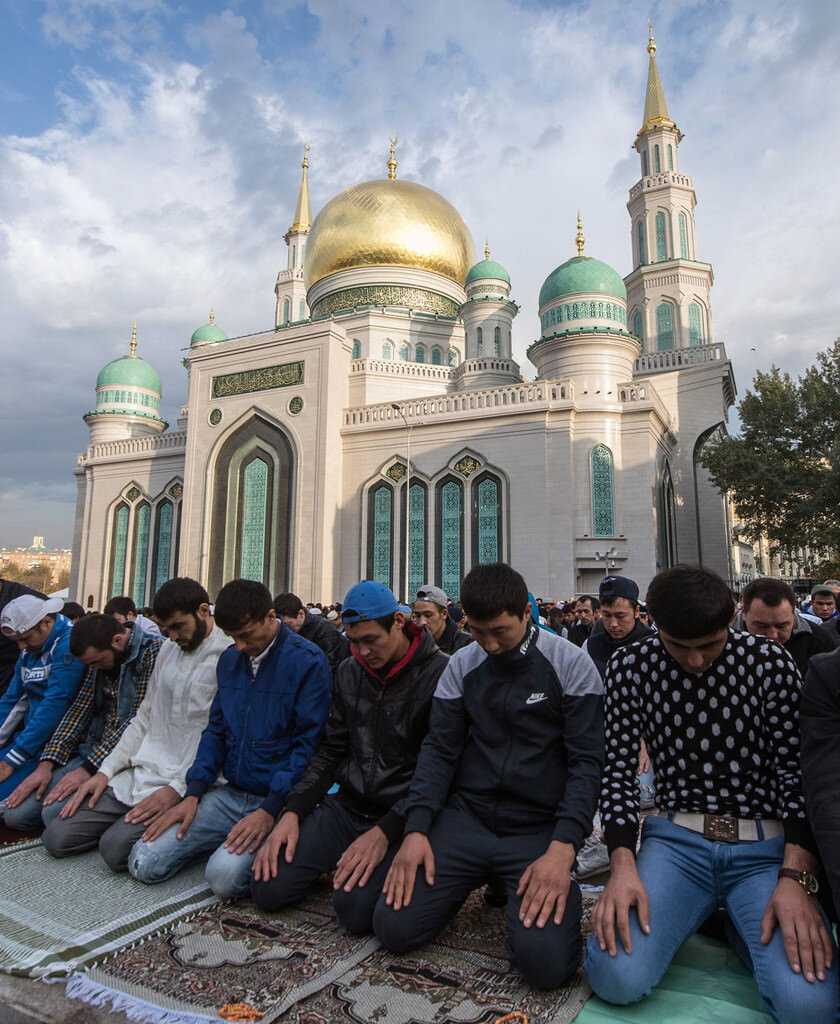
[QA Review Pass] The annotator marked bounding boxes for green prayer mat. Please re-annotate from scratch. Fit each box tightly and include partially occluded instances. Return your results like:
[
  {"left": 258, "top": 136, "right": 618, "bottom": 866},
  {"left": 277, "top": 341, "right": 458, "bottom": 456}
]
[{"left": 577, "top": 933, "right": 773, "bottom": 1023}]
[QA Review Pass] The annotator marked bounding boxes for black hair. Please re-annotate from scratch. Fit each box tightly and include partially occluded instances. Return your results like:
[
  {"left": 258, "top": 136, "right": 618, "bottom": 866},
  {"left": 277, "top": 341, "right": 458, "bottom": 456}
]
[
  {"left": 153, "top": 577, "right": 210, "bottom": 621},
  {"left": 600, "top": 595, "right": 638, "bottom": 610},
  {"left": 61, "top": 601, "right": 86, "bottom": 621},
  {"left": 576, "top": 595, "right": 601, "bottom": 610},
  {"left": 103, "top": 596, "right": 136, "bottom": 617},
  {"left": 646, "top": 565, "right": 734, "bottom": 638},
  {"left": 459, "top": 563, "right": 529, "bottom": 621},
  {"left": 70, "top": 613, "right": 127, "bottom": 656},
  {"left": 214, "top": 579, "right": 273, "bottom": 632},
  {"left": 741, "top": 577, "right": 797, "bottom": 613},
  {"left": 273, "top": 592, "right": 305, "bottom": 618}
]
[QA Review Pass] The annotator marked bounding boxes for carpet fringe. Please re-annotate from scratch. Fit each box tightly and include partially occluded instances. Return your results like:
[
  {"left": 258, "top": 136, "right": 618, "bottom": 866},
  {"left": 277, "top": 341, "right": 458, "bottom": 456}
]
[{"left": 66, "top": 972, "right": 223, "bottom": 1024}]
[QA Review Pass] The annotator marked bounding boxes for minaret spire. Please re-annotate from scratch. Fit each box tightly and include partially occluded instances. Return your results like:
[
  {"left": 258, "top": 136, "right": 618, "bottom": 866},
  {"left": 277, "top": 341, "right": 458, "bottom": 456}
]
[
  {"left": 575, "top": 210, "right": 586, "bottom": 257},
  {"left": 287, "top": 144, "right": 311, "bottom": 234},
  {"left": 640, "top": 23, "right": 675, "bottom": 135},
  {"left": 129, "top": 322, "right": 137, "bottom": 357},
  {"left": 484, "top": 239, "right": 491, "bottom": 260},
  {"left": 387, "top": 131, "right": 398, "bottom": 179}
]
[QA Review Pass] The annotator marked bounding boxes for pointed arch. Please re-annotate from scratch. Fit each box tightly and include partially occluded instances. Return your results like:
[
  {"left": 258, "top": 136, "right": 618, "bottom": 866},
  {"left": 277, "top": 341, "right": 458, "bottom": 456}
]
[
  {"left": 632, "top": 310, "right": 644, "bottom": 343},
  {"left": 131, "top": 502, "right": 151, "bottom": 606},
  {"left": 678, "top": 212, "right": 689, "bottom": 259},
  {"left": 655, "top": 212, "right": 667, "bottom": 261},
  {"left": 656, "top": 302, "right": 674, "bottom": 350},
  {"left": 108, "top": 502, "right": 131, "bottom": 598},
  {"left": 382, "top": 339, "right": 394, "bottom": 360},
  {"left": 591, "top": 445, "right": 615, "bottom": 537},
  {"left": 431, "top": 346, "right": 443, "bottom": 365},
  {"left": 367, "top": 483, "right": 394, "bottom": 587},
  {"left": 436, "top": 475, "right": 463, "bottom": 601},
  {"left": 688, "top": 302, "right": 704, "bottom": 346},
  {"left": 351, "top": 339, "right": 361, "bottom": 359},
  {"left": 415, "top": 345, "right": 426, "bottom": 363},
  {"left": 281, "top": 298, "right": 290, "bottom": 326},
  {"left": 493, "top": 326, "right": 501, "bottom": 356}
]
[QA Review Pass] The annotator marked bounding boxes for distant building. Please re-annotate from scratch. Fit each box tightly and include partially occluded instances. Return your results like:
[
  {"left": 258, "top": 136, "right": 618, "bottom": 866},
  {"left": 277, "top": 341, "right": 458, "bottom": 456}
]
[{"left": 0, "top": 537, "right": 72, "bottom": 591}]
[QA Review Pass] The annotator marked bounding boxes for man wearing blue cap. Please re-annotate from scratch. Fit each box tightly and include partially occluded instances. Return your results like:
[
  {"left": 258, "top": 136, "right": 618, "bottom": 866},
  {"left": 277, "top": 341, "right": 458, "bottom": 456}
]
[
  {"left": 583, "top": 577, "right": 653, "bottom": 680},
  {"left": 251, "top": 580, "right": 449, "bottom": 934}
]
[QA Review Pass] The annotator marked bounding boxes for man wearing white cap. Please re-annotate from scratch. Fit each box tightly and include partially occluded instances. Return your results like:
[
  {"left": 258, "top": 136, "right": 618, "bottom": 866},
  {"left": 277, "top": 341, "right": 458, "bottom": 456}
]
[
  {"left": 412, "top": 585, "right": 472, "bottom": 656},
  {"left": 0, "top": 596, "right": 85, "bottom": 803}
]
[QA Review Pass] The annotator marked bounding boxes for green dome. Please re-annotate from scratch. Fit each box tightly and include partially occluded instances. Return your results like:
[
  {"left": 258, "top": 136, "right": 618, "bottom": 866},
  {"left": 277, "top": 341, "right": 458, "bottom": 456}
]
[
  {"left": 539, "top": 256, "right": 626, "bottom": 309},
  {"left": 465, "top": 258, "right": 510, "bottom": 285},
  {"left": 96, "top": 354, "right": 162, "bottom": 394},
  {"left": 190, "top": 321, "right": 228, "bottom": 345}
]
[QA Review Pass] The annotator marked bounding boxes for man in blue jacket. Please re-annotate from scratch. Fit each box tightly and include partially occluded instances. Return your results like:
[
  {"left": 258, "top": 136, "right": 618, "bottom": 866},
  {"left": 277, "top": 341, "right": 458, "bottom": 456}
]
[
  {"left": 129, "top": 578, "right": 332, "bottom": 898},
  {"left": 0, "top": 596, "right": 85, "bottom": 803}
]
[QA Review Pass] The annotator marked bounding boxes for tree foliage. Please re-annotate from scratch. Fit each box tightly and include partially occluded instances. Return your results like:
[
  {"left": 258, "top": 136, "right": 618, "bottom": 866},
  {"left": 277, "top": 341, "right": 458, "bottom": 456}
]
[{"left": 701, "top": 338, "right": 840, "bottom": 563}]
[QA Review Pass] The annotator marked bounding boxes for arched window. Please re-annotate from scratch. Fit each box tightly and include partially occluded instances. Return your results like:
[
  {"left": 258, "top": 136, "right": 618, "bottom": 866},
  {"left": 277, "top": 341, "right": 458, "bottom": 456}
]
[
  {"left": 399, "top": 342, "right": 410, "bottom": 361},
  {"left": 351, "top": 339, "right": 361, "bottom": 359},
  {"left": 679, "top": 213, "right": 689, "bottom": 259},
  {"left": 109, "top": 503, "right": 130, "bottom": 597},
  {"left": 493, "top": 326, "right": 501, "bottom": 356},
  {"left": 476, "top": 327, "right": 483, "bottom": 356},
  {"left": 656, "top": 303, "right": 674, "bottom": 350},
  {"left": 473, "top": 473, "right": 502, "bottom": 565},
  {"left": 655, "top": 212, "right": 667, "bottom": 261},
  {"left": 382, "top": 340, "right": 394, "bottom": 360},
  {"left": 291, "top": 244, "right": 296, "bottom": 268},
  {"left": 403, "top": 482, "right": 427, "bottom": 599},
  {"left": 659, "top": 462, "right": 677, "bottom": 568},
  {"left": 367, "top": 484, "right": 393, "bottom": 587},
  {"left": 632, "top": 310, "right": 643, "bottom": 342},
  {"left": 447, "top": 349, "right": 458, "bottom": 367},
  {"left": 637, "top": 221, "right": 646, "bottom": 266},
  {"left": 437, "top": 477, "right": 463, "bottom": 601},
  {"left": 209, "top": 417, "right": 294, "bottom": 596},
  {"left": 688, "top": 303, "right": 703, "bottom": 347},
  {"left": 415, "top": 346, "right": 426, "bottom": 364},
  {"left": 299, "top": 300, "right": 306, "bottom": 321},
  {"left": 642, "top": 149, "right": 649, "bottom": 176},
  {"left": 591, "top": 446, "right": 614, "bottom": 537},
  {"left": 151, "top": 500, "right": 174, "bottom": 596},
  {"left": 654, "top": 144, "right": 661, "bottom": 173},
  {"left": 431, "top": 346, "right": 442, "bottom": 365},
  {"left": 668, "top": 145, "right": 674, "bottom": 170},
  {"left": 282, "top": 298, "right": 290, "bottom": 326},
  {"left": 131, "top": 502, "right": 151, "bottom": 606}
]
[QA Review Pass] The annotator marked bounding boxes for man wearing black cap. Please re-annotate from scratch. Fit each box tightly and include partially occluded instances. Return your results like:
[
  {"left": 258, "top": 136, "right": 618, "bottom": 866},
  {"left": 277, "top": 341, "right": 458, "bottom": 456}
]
[
  {"left": 412, "top": 584, "right": 472, "bottom": 656},
  {"left": 583, "top": 577, "right": 654, "bottom": 680}
]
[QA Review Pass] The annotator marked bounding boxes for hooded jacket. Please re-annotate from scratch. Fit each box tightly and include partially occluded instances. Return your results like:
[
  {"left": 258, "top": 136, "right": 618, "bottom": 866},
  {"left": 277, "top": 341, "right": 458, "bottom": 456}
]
[{"left": 284, "top": 622, "right": 448, "bottom": 843}]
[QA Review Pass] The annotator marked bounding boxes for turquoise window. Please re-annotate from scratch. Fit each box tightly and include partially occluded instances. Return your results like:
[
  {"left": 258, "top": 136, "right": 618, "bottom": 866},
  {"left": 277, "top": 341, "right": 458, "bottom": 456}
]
[
  {"left": 688, "top": 303, "right": 703, "bottom": 346},
  {"left": 438, "top": 480, "right": 462, "bottom": 602},
  {"left": 399, "top": 343, "right": 410, "bottom": 361},
  {"left": 642, "top": 149, "right": 648, "bottom": 176},
  {"left": 476, "top": 327, "right": 483, "bottom": 355},
  {"left": 240, "top": 458, "right": 268, "bottom": 582},
  {"left": 447, "top": 349, "right": 457, "bottom": 367},
  {"left": 415, "top": 346, "right": 426, "bottom": 363},
  {"left": 493, "top": 326, "right": 501, "bottom": 356},
  {"left": 370, "top": 485, "right": 393, "bottom": 586},
  {"left": 152, "top": 500, "right": 173, "bottom": 596},
  {"left": 110, "top": 504, "right": 129, "bottom": 596},
  {"left": 351, "top": 339, "right": 361, "bottom": 359},
  {"left": 591, "top": 446, "right": 614, "bottom": 537},
  {"left": 654, "top": 144, "right": 661, "bottom": 173},
  {"left": 382, "top": 341, "right": 394, "bottom": 360},
  {"left": 679, "top": 213, "right": 688, "bottom": 258},
  {"left": 633, "top": 311, "right": 643, "bottom": 341},
  {"left": 291, "top": 244, "right": 296, "bottom": 268},
  {"left": 656, "top": 303, "right": 674, "bottom": 350},
  {"left": 474, "top": 476, "right": 500, "bottom": 564},
  {"left": 668, "top": 145, "right": 674, "bottom": 170},
  {"left": 299, "top": 300, "right": 306, "bottom": 320},
  {"left": 431, "top": 347, "right": 442, "bottom": 365},
  {"left": 131, "top": 503, "right": 151, "bottom": 606},
  {"left": 406, "top": 483, "right": 426, "bottom": 599},
  {"left": 282, "top": 298, "right": 290, "bottom": 326},
  {"left": 637, "top": 222, "right": 645, "bottom": 265},
  {"left": 655, "top": 213, "right": 667, "bottom": 260}
]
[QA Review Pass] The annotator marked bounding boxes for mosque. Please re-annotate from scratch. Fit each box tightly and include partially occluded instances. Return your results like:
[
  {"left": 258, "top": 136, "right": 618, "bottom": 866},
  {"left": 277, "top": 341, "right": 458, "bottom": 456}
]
[{"left": 69, "top": 32, "right": 736, "bottom": 609}]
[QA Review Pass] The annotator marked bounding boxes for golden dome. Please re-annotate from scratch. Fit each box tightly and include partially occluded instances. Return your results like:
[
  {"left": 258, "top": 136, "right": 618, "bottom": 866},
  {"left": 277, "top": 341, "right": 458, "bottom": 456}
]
[{"left": 304, "top": 178, "right": 476, "bottom": 292}]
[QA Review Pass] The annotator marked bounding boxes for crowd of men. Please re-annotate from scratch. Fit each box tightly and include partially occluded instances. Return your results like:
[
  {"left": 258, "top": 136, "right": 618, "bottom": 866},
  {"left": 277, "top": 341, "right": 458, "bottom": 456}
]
[{"left": 0, "top": 564, "right": 839, "bottom": 1022}]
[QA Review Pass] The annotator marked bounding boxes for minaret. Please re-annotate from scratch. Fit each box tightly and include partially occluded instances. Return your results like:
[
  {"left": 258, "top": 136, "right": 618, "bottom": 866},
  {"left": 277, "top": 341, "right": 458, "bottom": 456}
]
[
  {"left": 275, "top": 145, "right": 312, "bottom": 327},
  {"left": 85, "top": 324, "right": 166, "bottom": 443},
  {"left": 624, "top": 26, "right": 715, "bottom": 353},
  {"left": 458, "top": 240, "right": 520, "bottom": 388}
]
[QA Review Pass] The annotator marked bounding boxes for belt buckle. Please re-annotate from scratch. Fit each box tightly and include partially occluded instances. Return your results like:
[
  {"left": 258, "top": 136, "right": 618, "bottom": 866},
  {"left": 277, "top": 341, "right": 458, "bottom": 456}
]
[{"left": 703, "top": 814, "right": 738, "bottom": 842}]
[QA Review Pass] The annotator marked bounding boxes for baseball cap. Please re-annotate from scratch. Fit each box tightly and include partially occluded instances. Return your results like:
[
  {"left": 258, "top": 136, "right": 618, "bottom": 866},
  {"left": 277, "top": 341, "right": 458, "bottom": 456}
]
[
  {"left": 810, "top": 584, "right": 835, "bottom": 598},
  {"left": 415, "top": 584, "right": 449, "bottom": 609},
  {"left": 341, "top": 581, "right": 400, "bottom": 623},
  {"left": 1, "top": 595, "right": 64, "bottom": 637},
  {"left": 599, "top": 575, "right": 639, "bottom": 603}
]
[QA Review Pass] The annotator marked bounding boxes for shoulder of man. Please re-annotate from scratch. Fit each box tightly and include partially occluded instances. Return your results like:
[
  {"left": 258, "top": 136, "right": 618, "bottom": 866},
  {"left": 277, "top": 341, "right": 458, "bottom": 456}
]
[{"left": 533, "top": 627, "right": 604, "bottom": 696}]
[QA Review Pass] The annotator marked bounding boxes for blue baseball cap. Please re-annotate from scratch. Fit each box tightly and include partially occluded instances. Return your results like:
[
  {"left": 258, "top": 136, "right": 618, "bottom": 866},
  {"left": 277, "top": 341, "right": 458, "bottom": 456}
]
[
  {"left": 341, "top": 581, "right": 400, "bottom": 623},
  {"left": 599, "top": 575, "right": 639, "bottom": 603}
]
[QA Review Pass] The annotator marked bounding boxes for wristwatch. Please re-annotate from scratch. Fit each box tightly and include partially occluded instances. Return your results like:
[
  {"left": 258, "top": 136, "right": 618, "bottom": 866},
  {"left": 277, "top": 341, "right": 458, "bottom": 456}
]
[{"left": 777, "top": 867, "right": 819, "bottom": 894}]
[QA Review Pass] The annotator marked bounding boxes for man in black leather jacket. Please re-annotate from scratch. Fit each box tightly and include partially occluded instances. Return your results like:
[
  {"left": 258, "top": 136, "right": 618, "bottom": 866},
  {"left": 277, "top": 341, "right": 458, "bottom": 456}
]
[{"left": 251, "top": 580, "right": 448, "bottom": 933}]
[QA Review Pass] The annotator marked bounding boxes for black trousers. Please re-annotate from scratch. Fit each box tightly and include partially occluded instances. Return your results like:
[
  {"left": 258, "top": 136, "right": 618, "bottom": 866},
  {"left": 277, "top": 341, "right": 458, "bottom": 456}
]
[
  {"left": 250, "top": 794, "right": 397, "bottom": 934},
  {"left": 372, "top": 800, "right": 582, "bottom": 990}
]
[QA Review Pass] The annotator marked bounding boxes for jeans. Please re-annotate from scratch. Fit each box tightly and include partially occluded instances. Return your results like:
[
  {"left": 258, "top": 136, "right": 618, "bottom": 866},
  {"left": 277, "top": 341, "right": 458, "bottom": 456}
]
[
  {"left": 584, "top": 815, "right": 839, "bottom": 1023},
  {"left": 128, "top": 784, "right": 266, "bottom": 898}
]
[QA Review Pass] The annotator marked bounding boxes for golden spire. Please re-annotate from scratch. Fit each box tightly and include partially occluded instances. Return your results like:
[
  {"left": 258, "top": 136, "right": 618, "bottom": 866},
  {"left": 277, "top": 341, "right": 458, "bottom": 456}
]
[
  {"left": 129, "top": 321, "right": 137, "bottom": 357},
  {"left": 575, "top": 210, "right": 586, "bottom": 257},
  {"left": 640, "top": 23, "right": 676, "bottom": 134},
  {"left": 209, "top": 307, "right": 215, "bottom": 324},
  {"left": 484, "top": 239, "right": 491, "bottom": 260},
  {"left": 387, "top": 131, "right": 398, "bottom": 180},
  {"left": 287, "top": 143, "right": 312, "bottom": 236}
]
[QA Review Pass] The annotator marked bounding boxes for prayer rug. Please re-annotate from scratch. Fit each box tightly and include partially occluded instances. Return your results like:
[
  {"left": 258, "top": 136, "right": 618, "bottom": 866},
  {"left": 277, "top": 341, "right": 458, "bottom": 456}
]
[
  {"left": 66, "top": 882, "right": 596, "bottom": 1024},
  {"left": 0, "top": 840, "right": 219, "bottom": 978}
]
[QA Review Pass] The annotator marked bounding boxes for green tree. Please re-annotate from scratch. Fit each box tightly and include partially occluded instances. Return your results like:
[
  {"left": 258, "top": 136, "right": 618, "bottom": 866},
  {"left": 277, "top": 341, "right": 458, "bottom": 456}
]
[{"left": 701, "top": 338, "right": 840, "bottom": 566}]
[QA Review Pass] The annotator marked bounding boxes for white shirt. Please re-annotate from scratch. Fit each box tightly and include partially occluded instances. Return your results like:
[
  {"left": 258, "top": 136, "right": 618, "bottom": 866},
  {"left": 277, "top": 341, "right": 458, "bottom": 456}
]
[{"left": 99, "top": 623, "right": 230, "bottom": 805}]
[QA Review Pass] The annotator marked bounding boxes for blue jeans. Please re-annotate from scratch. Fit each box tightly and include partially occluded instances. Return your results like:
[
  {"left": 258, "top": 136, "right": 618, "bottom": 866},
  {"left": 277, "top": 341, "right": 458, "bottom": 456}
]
[
  {"left": 584, "top": 815, "right": 839, "bottom": 1023},
  {"left": 128, "top": 784, "right": 266, "bottom": 898}
]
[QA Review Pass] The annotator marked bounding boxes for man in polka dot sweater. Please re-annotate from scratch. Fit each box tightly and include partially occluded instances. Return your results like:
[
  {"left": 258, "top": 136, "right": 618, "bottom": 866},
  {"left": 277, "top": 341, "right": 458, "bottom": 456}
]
[{"left": 585, "top": 566, "right": 838, "bottom": 1023}]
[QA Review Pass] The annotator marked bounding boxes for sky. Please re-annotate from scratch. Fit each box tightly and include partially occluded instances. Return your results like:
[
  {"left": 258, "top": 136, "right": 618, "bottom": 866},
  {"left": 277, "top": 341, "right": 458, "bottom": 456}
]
[{"left": 1, "top": 0, "right": 838, "bottom": 549}]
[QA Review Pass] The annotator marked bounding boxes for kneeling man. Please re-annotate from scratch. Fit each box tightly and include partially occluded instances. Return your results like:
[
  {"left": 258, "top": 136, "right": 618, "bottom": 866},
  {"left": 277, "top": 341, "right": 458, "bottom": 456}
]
[
  {"left": 377, "top": 562, "right": 604, "bottom": 990},
  {"left": 586, "top": 566, "right": 837, "bottom": 1023}
]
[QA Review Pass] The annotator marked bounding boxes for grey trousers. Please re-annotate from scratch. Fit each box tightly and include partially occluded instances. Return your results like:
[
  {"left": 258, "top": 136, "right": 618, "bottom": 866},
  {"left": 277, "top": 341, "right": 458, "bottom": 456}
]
[{"left": 41, "top": 786, "right": 143, "bottom": 873}]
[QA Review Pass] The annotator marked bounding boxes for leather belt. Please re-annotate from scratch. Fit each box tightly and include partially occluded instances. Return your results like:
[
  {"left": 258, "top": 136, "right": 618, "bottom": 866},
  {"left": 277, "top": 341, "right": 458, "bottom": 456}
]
[{"left": 652, "top": 810, "right": 784, "bottom": 842}]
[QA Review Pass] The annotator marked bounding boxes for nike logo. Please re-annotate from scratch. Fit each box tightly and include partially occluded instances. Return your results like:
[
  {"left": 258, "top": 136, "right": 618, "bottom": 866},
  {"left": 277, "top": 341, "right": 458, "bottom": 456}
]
[{"left": 525, "top": 692, "right": 547, "bottom": 705}]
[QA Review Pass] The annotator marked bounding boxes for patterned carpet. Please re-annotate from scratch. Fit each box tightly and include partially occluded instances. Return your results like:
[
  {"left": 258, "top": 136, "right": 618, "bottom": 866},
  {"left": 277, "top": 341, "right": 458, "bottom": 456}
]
[{"left": 68, "top": 881, "right": 596, "bottom": 1024}]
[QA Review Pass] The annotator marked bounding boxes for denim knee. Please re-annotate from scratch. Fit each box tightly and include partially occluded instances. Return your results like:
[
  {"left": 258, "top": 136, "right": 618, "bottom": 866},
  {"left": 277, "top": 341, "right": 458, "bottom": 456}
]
[
  {"left": 584, "top": 933, "right": 654, "bottom": 1005},
  {"left": 205, "top": 846, "right": 253, "bottom": 899},
  {"left": 128, "top": 838, "right": 177, "bottom": 885}
]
